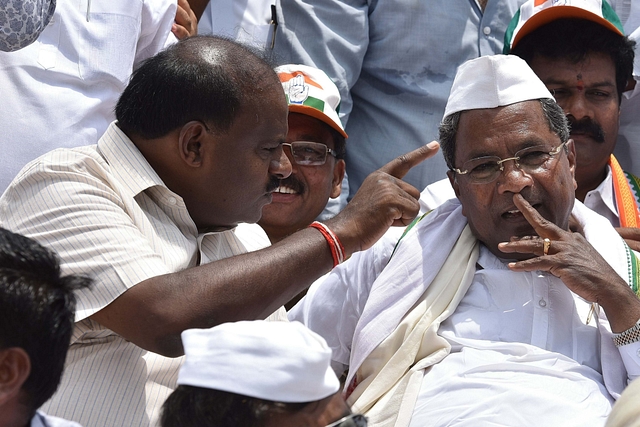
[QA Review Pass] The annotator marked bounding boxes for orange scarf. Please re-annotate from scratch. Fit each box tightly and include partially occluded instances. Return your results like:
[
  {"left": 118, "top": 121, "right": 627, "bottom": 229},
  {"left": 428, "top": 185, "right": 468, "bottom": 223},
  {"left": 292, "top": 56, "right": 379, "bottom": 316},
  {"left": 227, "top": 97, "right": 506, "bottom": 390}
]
[{"left": 610, "top": 155, "right": 640, "bottom": 228}]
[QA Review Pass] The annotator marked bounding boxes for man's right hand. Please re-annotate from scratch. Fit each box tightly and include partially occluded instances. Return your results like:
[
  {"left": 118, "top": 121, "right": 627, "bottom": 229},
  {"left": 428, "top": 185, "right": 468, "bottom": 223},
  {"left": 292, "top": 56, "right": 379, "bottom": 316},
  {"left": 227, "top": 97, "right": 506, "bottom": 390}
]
[
  {"left": 327, "top": 141, "right": 440, "bottom": 255},
  {"left": 616, "top": 227, "right": 640, "bottom": 252}
]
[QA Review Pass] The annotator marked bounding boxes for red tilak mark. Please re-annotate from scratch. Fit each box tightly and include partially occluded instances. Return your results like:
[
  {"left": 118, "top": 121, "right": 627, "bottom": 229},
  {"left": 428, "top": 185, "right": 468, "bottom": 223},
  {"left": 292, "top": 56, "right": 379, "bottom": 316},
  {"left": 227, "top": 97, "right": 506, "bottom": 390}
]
[{"left": 576, "top": 80, "right": 584, "bottom": 91}]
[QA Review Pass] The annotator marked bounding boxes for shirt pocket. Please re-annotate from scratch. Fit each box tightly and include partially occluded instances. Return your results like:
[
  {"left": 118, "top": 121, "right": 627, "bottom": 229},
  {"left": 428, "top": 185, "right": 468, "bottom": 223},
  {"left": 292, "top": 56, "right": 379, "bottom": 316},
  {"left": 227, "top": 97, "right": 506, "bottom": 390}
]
[{"left": 78, "top": 0, "right": 142, "bottom": 85}]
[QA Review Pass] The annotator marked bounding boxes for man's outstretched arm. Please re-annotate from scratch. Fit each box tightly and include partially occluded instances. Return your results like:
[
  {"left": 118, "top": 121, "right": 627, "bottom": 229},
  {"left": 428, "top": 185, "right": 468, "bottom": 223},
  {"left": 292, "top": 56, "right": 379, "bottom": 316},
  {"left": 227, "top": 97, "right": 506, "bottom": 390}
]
[{"left": 91, "top": 143, "right": 439, "bottom": 357}]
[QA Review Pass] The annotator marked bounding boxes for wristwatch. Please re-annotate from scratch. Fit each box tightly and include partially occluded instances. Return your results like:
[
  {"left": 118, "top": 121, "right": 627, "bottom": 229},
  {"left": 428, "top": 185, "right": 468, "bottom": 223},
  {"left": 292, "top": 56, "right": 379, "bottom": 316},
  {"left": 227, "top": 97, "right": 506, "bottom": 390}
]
[{"left": 613, "top": 318, "right": 640, "bottom": 347}]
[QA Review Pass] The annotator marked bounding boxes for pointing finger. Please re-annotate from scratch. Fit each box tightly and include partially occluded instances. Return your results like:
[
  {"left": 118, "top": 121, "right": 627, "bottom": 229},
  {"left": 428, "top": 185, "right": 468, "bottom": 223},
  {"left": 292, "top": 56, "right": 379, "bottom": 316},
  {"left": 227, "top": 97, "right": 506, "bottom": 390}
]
[
  {"left": 512, "top": 194, "right": 562, "bottom": 239},
  {"left": 379, "top": 141, "right": 440, "bottom": 180}
]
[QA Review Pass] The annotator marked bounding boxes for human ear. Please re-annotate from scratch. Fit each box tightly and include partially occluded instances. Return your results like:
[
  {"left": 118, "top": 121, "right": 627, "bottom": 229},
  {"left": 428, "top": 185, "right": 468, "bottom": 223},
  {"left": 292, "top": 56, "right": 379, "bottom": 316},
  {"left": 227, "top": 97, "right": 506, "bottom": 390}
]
[
  {"left": 330, "top": 160, "right": 346, "bottom": 199},
  {"left": 0, "top": 348, "right": 31, "bottom": 407},
  {"left": 566, "top": 139, "right": 577, "bottom": 190},
  {"left": 178, "top": 121, "right": 210, "bottom": 167}
]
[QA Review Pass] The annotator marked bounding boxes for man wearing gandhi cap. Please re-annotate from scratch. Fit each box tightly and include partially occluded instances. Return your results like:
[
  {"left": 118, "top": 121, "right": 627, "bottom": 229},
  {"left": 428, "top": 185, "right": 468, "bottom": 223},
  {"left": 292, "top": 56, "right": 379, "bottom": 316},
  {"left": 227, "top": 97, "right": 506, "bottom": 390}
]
[
  {"left": 289, "top": 54, "right": 640, "bottom": 426},
  {"left": 160, "top": 321, "right": 367, "bottom": 427}
]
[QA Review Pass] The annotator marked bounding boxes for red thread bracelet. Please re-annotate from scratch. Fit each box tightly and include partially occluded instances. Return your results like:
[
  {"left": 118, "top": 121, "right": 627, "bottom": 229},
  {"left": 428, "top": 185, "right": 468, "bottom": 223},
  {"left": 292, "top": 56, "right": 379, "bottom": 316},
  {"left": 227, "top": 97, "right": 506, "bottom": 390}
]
[{"left": 309, "top": 221, "right": 345, "bottom": 267}]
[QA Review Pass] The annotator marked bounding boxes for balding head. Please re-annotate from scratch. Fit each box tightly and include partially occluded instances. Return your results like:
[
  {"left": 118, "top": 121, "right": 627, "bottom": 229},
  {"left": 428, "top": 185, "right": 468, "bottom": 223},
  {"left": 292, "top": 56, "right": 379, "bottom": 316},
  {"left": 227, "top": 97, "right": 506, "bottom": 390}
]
[{"left": 116, "top": 36, "right": 281, "bottom": 139}]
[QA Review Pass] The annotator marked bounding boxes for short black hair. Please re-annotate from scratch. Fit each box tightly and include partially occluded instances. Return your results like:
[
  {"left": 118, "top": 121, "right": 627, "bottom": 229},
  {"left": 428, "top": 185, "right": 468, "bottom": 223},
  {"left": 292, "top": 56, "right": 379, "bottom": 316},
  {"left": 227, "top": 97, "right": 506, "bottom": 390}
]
[
  {"left": 329, "top": 127, "right": 346, "bottom": 160},
  {"left": 115, "top": 35, "right": 281, "bottom": 139},
  {"left": 0, "top": 228, "right": 91, "bottom": 414},
  {"left": 439, "top": 98, "right": 569, "bottom": 170},
  {"left": 160, "top": 386, "right": 311, "bottom": 427},
  {"left": 511, "top": 18, "right": 635, "bottom": 103}
]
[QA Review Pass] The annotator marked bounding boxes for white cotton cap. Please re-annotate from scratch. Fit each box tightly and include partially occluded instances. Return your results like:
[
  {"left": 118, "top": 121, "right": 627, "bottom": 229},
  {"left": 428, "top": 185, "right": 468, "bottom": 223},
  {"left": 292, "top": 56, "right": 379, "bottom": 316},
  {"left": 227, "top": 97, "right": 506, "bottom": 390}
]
[
  {"left": 443, "top": 54, "right": 554, "bottom": 120},
  {"left": 177, "top": 321, "right": 340, "bottom": 403}
]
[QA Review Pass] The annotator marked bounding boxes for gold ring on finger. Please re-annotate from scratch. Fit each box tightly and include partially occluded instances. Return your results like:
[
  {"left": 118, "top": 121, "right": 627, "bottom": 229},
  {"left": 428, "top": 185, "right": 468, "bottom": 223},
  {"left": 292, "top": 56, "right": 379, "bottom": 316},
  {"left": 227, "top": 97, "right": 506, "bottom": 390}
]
[{"left": 543, "top": 238, "right": 551, "bottom": 256}]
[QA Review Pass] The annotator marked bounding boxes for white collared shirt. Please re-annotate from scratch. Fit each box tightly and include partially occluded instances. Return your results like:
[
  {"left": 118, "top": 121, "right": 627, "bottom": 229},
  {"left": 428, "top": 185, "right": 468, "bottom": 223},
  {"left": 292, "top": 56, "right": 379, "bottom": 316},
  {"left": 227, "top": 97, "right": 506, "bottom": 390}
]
[
  {"left": 0, "top": 0, "right": 178, "bottom": 193},
  {"left": 31, "top": 411, "right": 83, "bottom": 427},
  {"left": 584, "top": 166, "right": 620, "bottom": 227},
  {"left": 410, "top": 246, "right": 617, "bottom": 426}
]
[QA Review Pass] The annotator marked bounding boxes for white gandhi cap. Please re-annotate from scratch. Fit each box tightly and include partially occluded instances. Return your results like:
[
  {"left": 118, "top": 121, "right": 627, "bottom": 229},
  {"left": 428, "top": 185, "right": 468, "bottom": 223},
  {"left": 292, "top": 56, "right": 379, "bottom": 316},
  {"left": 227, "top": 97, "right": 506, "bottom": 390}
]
[
  {"left": 177, "top": 320, "right": 340, "bottom": 403},
  {"left": 443, "top": 54, "right": 554, "bottom": 120}
]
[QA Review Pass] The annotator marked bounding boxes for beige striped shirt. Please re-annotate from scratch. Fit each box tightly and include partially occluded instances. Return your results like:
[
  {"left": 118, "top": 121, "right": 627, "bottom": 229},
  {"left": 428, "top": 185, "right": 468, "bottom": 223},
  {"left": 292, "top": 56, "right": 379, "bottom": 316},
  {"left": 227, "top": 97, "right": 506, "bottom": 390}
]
[{"left": 0, "top": 122, "right": 285, "bottom": 426}]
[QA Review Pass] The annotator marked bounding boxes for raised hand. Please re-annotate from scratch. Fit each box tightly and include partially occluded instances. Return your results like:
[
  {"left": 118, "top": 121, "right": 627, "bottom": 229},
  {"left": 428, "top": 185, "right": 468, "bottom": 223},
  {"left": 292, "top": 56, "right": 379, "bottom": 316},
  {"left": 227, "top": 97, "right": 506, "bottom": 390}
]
[
  {"left": 172, "top": 0, "right": 198, "bottom": 39},
  {"left": 498, "top": 194, "right": 640, "bottom": 332},
  {"left": 326, "top": 141, "right": 440, "bottom": 254}
]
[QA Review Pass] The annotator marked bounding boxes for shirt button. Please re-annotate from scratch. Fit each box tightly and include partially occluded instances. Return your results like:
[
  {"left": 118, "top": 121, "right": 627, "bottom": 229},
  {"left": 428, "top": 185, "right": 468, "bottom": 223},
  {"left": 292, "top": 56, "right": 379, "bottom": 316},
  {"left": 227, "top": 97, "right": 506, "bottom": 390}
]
[
  {"left": 168, "top": 197, "right": 177, "bottom": 205},
  {"left": 483, "top": 26, "right": 491, "bottom": 35},
  {"left": 636, "top": 348, "right": 640, "bottom": 358},
  {"left": 539, "top": 299, "right": 547, "bottom": 307}
]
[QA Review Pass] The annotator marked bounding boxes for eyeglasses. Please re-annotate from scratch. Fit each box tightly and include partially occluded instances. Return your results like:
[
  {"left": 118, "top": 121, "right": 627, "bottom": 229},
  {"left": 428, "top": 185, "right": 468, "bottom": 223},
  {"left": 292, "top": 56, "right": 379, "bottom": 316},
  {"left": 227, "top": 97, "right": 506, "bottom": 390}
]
[
  {"left": 452, "top": 141, "right": 568, "bottom": 184},
  {"left": 282, "top": 141, "right": 338, "bottom": 166},
  {"left": 325, "top": 414, "right": 368, "bottom": 427}
]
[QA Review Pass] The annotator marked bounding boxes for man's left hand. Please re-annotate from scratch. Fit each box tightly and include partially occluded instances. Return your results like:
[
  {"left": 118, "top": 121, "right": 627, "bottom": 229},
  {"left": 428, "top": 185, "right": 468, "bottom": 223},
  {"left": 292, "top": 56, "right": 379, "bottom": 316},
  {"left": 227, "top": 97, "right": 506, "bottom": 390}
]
[
  {"left": 172, "top": 0, "right": 198, "bottom": 39},
  {"left": 616, "top": 227, "right": 640, "bottom": 252}
]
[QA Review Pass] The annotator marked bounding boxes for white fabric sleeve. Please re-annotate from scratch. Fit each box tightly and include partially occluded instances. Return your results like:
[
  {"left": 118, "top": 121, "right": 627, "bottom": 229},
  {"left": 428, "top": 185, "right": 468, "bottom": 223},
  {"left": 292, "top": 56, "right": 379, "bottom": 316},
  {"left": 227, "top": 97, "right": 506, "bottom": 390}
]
[
  {"left": 275, "top": 0, "right": 369, "bottom": 126},
  {"left": 618, "top": 341, "right": 640, "bottom": 382},
  {"left": 136, "top": 0, "right": 178, "bottom": 68},
  {"left": 288, "top": 227, "right": 403, "bottom": 375}
]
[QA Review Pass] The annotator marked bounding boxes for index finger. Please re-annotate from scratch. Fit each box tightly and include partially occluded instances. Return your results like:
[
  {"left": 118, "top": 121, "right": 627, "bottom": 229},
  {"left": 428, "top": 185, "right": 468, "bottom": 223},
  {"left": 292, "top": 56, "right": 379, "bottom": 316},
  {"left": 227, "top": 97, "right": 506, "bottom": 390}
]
[
  {"left": 512, "top": 193, "right": 562, "bottom": 239},
  {"left": 379, "top": 141, "right": 440, "bottom": 179}
]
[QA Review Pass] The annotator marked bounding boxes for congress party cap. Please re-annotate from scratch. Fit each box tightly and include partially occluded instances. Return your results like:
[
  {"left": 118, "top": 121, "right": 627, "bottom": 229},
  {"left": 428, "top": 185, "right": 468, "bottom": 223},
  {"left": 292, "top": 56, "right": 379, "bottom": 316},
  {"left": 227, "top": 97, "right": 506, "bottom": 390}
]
[
  {"left": 177, "top": 320, "right": 340, "bottom": 402},
  {"left": 276, "top": 64, "right": 348, "bottom": 138},
  {"left": 443, "top": 54, "right": 554, "bottom": 120},
  {"left": 503, "top": 0, "right": 624, "bottom": 54}
]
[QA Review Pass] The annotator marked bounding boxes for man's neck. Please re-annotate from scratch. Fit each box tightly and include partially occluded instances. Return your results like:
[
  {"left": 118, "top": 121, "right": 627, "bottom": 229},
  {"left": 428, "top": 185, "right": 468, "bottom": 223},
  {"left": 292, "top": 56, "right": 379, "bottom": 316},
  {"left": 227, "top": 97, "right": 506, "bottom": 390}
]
[
  {"left": 575, "top": 168, "right": 608, "bottom": 202},
  {"left": 477, "top": 0, "right": 488, "bottom": 11}
]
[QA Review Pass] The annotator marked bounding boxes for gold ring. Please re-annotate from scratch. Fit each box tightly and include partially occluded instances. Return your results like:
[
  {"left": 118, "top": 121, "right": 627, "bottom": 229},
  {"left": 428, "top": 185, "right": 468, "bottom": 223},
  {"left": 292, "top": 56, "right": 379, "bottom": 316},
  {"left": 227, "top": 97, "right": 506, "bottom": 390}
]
[{"left": 543, "top": 238, "right": 551, "bottom": 256}]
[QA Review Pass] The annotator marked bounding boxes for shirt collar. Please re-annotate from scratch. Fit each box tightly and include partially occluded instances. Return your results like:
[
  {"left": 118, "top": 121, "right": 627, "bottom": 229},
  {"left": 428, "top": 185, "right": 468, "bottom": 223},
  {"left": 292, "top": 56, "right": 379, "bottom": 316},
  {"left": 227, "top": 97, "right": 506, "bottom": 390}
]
[
  {"left": 585, "top": 165, "right": 617, "bottom": 218},
  {"left": 97, "top": 121, "right": 168, "bottom": 198}
]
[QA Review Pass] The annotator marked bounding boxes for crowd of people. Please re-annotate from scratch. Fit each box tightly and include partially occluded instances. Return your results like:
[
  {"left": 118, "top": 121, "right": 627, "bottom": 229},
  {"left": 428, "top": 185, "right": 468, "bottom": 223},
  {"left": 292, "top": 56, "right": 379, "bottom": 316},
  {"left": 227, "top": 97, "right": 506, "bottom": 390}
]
[{"left": 1, "top": 0, "right": 640, "bottom": 426}]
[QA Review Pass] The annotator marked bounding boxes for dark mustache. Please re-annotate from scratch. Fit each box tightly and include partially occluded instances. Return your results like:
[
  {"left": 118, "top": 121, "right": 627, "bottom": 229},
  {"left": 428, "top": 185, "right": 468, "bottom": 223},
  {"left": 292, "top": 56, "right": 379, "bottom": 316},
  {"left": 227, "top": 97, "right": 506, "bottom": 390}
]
[
  {"left": 273, "top": 175, "right": 306, "bottom": 194},
  {"left": 266, "top": 175, "right": 281, "bottom": 193},
  {"left": 568, "top": 116, "right": 605, "bottom": 143}
]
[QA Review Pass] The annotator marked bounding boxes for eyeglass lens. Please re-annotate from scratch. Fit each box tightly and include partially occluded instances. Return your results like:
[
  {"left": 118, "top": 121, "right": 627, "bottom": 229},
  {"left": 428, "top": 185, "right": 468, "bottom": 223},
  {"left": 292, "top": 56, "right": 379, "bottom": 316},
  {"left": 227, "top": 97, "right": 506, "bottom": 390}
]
[{"left": 284, "top": 142, "right": 329, "bottom": 165}]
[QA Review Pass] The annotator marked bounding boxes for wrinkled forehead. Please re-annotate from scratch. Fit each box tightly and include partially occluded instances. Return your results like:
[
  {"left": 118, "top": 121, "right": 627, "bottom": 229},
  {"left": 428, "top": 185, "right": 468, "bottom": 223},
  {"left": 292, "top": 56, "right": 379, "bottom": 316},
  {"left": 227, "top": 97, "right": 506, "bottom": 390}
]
[{"left": 456, "top": 101, "right": 557, "bottom": 159}]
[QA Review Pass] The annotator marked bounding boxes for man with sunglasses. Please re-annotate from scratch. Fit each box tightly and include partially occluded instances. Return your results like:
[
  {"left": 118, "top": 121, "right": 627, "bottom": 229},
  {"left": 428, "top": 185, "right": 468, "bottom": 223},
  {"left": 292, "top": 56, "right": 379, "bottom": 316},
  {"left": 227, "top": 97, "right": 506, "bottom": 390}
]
[
  {"left": 160, "top": 320, "right": 367, "bottom": 427},
  {"left": 259, "top": 65, "right": 347, "bottom": 245},
  {"left": 291, "top": 55, "right": 640, "bottom": 426}
]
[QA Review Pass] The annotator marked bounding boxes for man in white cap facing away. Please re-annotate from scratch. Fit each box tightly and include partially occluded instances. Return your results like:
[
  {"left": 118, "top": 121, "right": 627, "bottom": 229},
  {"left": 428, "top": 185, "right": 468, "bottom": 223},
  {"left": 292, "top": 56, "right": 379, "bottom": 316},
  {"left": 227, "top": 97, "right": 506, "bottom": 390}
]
[
  {"left": 160, "top": 321, "right": 367, "bottom": 427},
  {"left": 290, "top": 54, "right": 640, "bottom": 426}
]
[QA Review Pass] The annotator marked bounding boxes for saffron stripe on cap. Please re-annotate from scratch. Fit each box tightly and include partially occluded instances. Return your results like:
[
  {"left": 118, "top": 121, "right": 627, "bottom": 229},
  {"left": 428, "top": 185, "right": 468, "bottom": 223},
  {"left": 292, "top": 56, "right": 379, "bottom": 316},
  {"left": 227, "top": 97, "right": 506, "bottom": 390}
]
[{"left": 278, "top": 72, "right": 323, "bottom": 89}]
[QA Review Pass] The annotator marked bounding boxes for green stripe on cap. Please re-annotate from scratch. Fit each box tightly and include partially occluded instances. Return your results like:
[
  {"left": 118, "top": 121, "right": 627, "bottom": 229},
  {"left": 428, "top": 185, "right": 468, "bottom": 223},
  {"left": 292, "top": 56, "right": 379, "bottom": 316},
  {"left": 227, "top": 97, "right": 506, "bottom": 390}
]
[
  {"left": 503, "top": 9, "right": 521, "bottom": 54},
  {"left": 602, "top": 0, "right": 624, "bottom": 34},
  {"left": 303, "top": 96, "right": 325, "bottom": 112}
]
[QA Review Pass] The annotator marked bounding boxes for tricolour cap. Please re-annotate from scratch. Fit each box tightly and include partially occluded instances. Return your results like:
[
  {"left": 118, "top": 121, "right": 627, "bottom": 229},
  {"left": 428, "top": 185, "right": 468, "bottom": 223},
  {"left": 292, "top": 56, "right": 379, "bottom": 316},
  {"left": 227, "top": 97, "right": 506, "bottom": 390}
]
[
  {"left": 504, "top": 0, "right": 624, "bottom": 54},
  {"left": 177, "top": 321, "right": 340, "bottom": 403},
  {"left": 276, "top": 64, "right": 348, "bottom": 138},
  {"left": 443, "top": 54, "right": 554, "bottom": 120}
]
